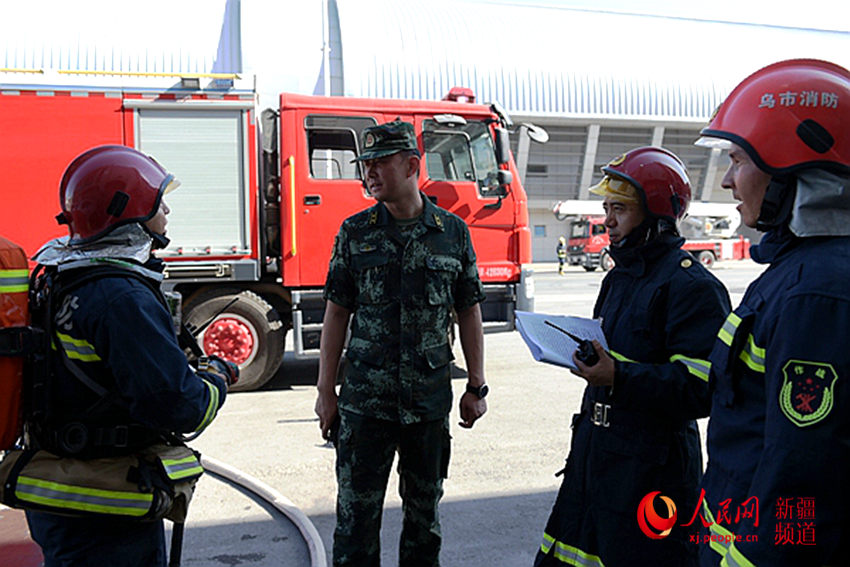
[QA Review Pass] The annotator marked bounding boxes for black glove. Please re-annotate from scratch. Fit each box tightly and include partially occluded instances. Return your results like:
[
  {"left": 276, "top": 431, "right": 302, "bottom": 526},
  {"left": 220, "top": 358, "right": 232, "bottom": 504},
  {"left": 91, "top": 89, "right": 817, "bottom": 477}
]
[{"left": 198, "top": 355, "right": 240, "bottom": 387}]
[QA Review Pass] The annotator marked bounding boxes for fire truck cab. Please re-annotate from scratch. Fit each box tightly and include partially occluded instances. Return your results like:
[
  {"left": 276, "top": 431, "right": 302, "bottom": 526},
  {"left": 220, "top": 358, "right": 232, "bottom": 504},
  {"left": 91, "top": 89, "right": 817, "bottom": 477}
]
[{"left": 567, "top": 216, "right": 613, "bottom": 271}]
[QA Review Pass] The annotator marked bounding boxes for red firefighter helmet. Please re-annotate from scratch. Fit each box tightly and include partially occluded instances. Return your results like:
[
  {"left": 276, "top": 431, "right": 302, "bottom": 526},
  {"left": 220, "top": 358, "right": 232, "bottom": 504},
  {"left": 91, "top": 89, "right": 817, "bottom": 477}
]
[
  {"left": 697, "top": 59, "right": 850, "bottom": 174},
  {"left": 598, "top": 146, "right": 691, "bottom": 222},
  {"left": 58, "top": 145, "right": 179, "bottom": 244}
]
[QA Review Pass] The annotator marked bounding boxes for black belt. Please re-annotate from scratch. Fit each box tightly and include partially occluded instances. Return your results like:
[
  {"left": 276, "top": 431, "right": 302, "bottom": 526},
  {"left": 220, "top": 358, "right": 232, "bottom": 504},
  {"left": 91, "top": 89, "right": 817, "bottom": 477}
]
[
  {"left": 34, "top": 422, "right": 162, "bottom": 457},
  {"left": 580, "top": 398, "right": 686, "bottom": 431}
]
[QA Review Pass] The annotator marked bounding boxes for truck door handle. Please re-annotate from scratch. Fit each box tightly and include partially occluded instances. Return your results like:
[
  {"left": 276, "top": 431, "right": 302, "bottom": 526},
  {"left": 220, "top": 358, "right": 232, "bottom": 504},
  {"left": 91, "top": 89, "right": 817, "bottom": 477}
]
[{"left": 304, "top": 195, "right": 321, "bottom": 206}]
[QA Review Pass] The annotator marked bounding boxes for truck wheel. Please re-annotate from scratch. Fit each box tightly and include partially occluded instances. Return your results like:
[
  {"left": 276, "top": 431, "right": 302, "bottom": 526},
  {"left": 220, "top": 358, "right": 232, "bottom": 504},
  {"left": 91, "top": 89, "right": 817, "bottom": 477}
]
[
  {"left": 583, "top": 265, "right": 597, "bottom": 272},
  {"left": 600, "top": 251, "right": 615, "bottom": 271},
  {"left": 184, "top": 289, "right": 285, "bottom": 392},
  {"left": 697, "top": 250, "right": 716, "bottom": 269}
]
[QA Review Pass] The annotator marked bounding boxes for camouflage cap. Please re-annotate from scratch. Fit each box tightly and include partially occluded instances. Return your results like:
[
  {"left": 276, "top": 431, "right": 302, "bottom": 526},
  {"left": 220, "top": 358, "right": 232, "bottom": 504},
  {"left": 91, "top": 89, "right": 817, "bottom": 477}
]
[{"left": 352, "top": 120, "right": 420, "bottom": 162}]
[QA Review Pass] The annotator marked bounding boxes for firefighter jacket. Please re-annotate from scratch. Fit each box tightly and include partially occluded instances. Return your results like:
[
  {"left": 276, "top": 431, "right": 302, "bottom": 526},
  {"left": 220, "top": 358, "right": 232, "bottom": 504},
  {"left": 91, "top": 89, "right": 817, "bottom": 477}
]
[
  {"left": 536, "top": 232, "right": 731, "bottom": 567},
  {"left": 557, "top": 242, "right": 567, "bottom": 259},
  {"left": 323, "top": 194, "right": 485, "bottom": 424},
  {"left": 699, "top": 229, "right": 850, "bottom": 567},
  {"left": 29, "top": 259, "right": 228, "bottom": 456},
  {"left": 25, "top": 257, "right": 227, "bottom": 567}
]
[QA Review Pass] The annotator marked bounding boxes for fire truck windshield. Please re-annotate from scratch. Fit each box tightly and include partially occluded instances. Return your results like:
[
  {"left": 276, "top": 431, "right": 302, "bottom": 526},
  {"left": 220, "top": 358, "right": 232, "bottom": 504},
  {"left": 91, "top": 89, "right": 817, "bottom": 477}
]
[
  {"left": 570, "top": 222, "right": 590, "bottom": 239},
  {"left": 423, "top": 119, "right": 502, "bottom": 196},
  {"left": 570, "top": 221, "right": 606, "bottom": 239}
]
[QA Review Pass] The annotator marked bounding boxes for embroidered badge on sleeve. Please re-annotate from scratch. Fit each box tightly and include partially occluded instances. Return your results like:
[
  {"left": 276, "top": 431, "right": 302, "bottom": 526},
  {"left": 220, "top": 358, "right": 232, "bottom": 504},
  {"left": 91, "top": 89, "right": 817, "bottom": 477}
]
[{"left": 779, "top": 360, "right": 838, "bottom": 427}]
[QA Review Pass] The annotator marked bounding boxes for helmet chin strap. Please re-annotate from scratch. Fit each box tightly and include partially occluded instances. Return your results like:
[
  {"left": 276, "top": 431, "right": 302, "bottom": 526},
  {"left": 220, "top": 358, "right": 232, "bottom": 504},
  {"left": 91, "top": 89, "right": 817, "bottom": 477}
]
[
  {"left": 143, "top": 226, "right": 171, "bottom": 250},
  {"left": 150, "top": 232, "right": 170, "bottom": 250},
  {"left": 613, "top": 218, "right": 653, "bottom": 249},
  {"left": 756, "top": 175, "right": 796, "bottom": 232},
  {"left": 655, "top": 216, "right": 678, "bottom": 236},
  {"left": 613, "top": 215, "right": 681, "bottom": 250}
]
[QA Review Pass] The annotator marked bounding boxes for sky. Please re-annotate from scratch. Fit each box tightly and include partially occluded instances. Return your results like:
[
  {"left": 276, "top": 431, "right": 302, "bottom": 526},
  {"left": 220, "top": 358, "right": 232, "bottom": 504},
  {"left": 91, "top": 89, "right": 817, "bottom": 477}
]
[{"left": 478, "top": 0, "right": 850, "bottom": 32}]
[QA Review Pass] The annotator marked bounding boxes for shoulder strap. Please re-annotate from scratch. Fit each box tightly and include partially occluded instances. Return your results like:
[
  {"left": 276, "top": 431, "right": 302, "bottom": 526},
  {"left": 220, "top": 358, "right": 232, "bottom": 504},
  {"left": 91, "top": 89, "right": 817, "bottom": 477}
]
[
  {"left": 45, "top": 264, "right": 169, "bottom": 407},
  {"left": 57, "top": 264, "right": 169, "bottom": 310}
]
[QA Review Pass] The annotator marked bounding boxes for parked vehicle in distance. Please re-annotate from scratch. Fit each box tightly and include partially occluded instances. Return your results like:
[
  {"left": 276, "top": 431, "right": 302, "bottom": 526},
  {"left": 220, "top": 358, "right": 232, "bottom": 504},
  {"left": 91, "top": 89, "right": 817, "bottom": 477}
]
[{"left": 563, "top": 213, "right": 750, "bottom": 272}]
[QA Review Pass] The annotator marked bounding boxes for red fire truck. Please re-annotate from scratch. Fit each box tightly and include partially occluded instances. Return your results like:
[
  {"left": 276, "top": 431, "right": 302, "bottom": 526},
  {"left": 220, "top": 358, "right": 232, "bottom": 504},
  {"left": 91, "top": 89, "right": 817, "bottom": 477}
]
[
  {"left": 1, "top": 72, "right": 536, "bottom": 391},
  {"left": 565, "top": 215, "right": 750, "bottom": 271}
]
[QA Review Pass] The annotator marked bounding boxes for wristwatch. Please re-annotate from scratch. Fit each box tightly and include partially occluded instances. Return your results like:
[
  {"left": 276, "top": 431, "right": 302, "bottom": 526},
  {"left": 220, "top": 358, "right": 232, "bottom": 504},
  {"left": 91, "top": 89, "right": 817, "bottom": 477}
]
[{"left": 466, "top": 383, "right": 489, "bottom": 399}]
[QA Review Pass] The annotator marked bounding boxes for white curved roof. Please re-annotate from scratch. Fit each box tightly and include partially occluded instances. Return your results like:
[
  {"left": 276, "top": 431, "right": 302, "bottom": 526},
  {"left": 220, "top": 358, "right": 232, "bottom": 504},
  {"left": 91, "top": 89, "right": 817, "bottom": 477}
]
[
  {"left": 3, "top": 0, "right": 849, "bottom": 121},
  {"left": 335, "top": 0, "right": 850, "bottom": 120}
]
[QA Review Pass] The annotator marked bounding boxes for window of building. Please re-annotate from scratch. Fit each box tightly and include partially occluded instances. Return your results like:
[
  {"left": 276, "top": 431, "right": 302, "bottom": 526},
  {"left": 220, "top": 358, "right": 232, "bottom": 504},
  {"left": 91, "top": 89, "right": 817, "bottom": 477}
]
[
  {"left": 705, "top": 148, "right": 732, "bottom": 201},
  {"left": 534, "top": 225, "right": 547, "bottom": 237},
  {"left": 590, "top": 127, "right": 654, "bottom": 186},
  {"left": 521, "top": 126, "right": 586, "bottom": 200},
  {"left": 662, "top": 128, "right": 711, "bottom": 196}
]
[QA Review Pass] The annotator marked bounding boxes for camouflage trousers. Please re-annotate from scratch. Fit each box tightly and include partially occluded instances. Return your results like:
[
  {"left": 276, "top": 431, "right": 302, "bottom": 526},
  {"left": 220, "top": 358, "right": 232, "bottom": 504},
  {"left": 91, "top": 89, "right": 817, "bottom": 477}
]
[{"left": 333, "top": 410, "right": 451, "bottom": 567}]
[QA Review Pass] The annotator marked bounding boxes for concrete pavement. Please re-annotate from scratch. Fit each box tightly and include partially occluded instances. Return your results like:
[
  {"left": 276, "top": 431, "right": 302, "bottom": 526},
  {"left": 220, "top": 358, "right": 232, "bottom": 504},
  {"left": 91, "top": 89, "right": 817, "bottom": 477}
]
[{"left": 0, "top": 506, "right": 43, "bottom": 567}]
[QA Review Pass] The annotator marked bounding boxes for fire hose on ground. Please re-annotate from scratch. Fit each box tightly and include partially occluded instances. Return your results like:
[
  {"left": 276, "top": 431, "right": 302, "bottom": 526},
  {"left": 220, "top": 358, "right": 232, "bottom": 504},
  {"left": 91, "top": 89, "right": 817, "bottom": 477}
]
[{"left": 198, "top": 455, "right": 328, "bottom": 567}]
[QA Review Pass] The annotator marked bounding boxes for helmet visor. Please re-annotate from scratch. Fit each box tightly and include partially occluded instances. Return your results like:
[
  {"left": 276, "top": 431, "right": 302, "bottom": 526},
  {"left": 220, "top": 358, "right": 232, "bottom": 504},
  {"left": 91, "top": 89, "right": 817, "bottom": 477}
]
[
  {"left": 694, "top": 136, "right": 732, "bottom": 150},
  {"left": 588, "top": 176, "right": 640, "bottom": 204},
  {"left": 161, "top": 175, "right": 181, "bottom": 195}
]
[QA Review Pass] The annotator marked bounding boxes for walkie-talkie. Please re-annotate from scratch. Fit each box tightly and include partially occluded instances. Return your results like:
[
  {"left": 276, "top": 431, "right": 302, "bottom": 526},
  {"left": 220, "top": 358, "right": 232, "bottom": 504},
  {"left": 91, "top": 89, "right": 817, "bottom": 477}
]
[{"left": 545, "top": 320, "right": 600, "bottom": 366}]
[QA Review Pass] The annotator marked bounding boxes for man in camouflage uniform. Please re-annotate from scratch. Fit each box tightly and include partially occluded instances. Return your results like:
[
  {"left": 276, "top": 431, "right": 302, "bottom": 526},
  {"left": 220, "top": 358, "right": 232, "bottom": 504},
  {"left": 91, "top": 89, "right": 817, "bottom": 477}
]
[{"left": 315, "top": 120, "right": 488, "bottom": 567}]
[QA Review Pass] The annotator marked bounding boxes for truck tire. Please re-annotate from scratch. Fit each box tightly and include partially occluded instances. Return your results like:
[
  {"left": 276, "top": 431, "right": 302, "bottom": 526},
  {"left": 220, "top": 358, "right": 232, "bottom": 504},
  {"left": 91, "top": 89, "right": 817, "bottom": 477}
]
[
  {"left": 697, "top": 250, "right": 716, "bottom": 269},
  {"left": 600, "top": 251, "right": 615, "bottom": 271},
  {"left": 184, "top": 288, "right": 285, "bottom": 392},
  {"left": 583, "top": 265, "right": 597, "bottom": 272}
]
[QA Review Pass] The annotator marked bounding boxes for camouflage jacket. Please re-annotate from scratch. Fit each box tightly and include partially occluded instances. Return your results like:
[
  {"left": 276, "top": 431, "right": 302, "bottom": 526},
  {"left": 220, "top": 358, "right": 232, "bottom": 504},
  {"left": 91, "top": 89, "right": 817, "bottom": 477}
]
[{"left": 323, "top": 194, "right": 485, "bottom": 424}]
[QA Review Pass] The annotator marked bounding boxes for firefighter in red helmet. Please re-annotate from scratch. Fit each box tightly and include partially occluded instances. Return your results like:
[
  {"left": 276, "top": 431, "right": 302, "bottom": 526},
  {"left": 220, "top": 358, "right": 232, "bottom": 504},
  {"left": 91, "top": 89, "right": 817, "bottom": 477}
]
[
  {"left": 534, "top": 147, "right": 730, "bottom": 567},
  {"left": 24, "top": 145, "right": 235, "bottom": 567},
  {"left": 695, "top": 59, "right": 850, "bottom": 567},
  {"left": 58, "top": 144, "right": 180, "bottom": 248}
]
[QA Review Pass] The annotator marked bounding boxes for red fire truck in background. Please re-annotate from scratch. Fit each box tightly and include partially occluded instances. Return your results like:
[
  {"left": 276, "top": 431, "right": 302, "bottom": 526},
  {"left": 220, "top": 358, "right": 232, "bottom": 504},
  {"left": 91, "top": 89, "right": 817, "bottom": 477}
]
[
  {"left": 1, "top": 72, "right": 537, "bottom": 391},
  {"left": 559, "top": 204, "right": 750, "bottom": 272}
]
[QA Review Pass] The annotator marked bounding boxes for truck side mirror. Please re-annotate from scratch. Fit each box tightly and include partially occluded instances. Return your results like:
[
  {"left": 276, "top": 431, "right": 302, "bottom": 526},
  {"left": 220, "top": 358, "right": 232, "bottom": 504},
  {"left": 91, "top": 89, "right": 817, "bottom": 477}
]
[
  {"left": 522, "top": 123, "right": 549, "bottom": 144},
  {"left": 494, "top": 127, "right": 511, "bottom": 165},
  {"left": 497, "top": 169, "right": 512, "bottom": 186}
]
